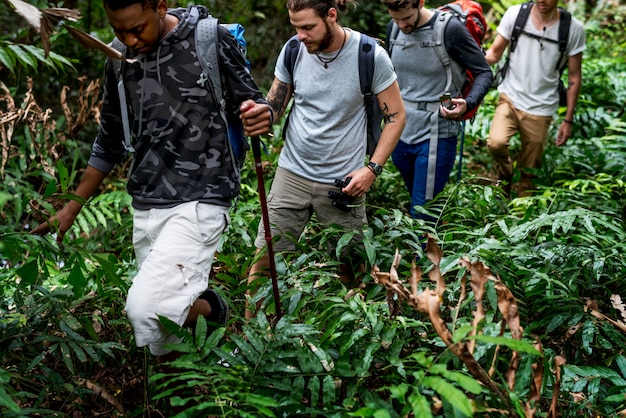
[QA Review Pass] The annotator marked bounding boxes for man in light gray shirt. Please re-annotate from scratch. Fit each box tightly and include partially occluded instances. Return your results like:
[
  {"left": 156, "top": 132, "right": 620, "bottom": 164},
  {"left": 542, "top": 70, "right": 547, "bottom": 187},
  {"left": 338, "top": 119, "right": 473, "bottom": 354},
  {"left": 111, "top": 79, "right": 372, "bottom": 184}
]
[{"left": 245, "top": 0, "right": 406, "bottom": 317}]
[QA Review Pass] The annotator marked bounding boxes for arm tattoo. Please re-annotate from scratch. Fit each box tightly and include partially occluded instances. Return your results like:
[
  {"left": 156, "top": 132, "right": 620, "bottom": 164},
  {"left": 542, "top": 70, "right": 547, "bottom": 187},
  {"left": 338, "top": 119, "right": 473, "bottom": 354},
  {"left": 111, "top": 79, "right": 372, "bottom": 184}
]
[
  {"left": 267, "top": 81, "right": 291, "bottom": 118},
  {"left": 381, "top": 102, "right": 398, "bottom": 125}
]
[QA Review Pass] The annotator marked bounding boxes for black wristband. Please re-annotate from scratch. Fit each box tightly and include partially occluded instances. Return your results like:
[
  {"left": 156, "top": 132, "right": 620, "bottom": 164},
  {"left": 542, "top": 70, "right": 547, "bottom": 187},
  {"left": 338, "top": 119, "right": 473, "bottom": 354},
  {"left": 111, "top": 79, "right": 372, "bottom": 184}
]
[{"left": 563, "top": 119, "right": 574, "bottom": 125}]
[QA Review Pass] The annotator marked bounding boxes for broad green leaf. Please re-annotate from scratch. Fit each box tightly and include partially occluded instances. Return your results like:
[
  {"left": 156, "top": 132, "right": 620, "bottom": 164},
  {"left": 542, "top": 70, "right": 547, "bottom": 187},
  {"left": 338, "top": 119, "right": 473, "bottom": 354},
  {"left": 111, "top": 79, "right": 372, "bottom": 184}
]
[
  {"left": 364, "top": 238, "right": 376, "bottom": 266},
  {"left": 308, "top": 375, "right": 320, "bottom": 406},
  {"left": 408, "top": 391, "right": 433, "bottom": 418},
  {"left": 0, "top": 46, "right": 17, "bottom": 74},
  {"left": 335, "top": 231, "right": 356, "bottom": 259},
  {"left": 467, "top": 334, "right": 542, "bottom": 355},
  {"left": 616, "top": 354, "right": 626, "bottom": 379},
  {"left": 0, "top": 386, "right": 20, "bottom": 413},
  {"left": 291, "top": 375, "right": 305, "bottom": 402},
  {"left": 452, "top": 324, "right": 474, "bottom": 343},
  {"left": 67, "top": 262, "right": 86, "bottom": 295},
  {"left": 68, "top": 341, "right": 88, "bottom": 363},
  {"left": 339, "top": 328, "right": 369, "bottom": 355},
  {"left": 16, "top": 259, "right": 38, "bottom": 286},
  {"left": 244, "top": 393, "right": 279, "bottom": 407},
  {"left": 242, "top": 324, "right": 265, "bottom": 354},
  {"left": 387, "top": 382, "right": 409, "bottom": 400},
  {"left": 195, "top": 315, "right": 208, "bottom": 347},
  {"left": 7, "top": 43, "right": 37, "bottom": 69},
  {"left": 60, "top": 342, "right": 75, "bottom": 374},
  {"left": 582, "top": 320, "right": 595, "bottom": 355},
  {"left": 322, "top": 374, "right": 335, "bottom": 405},
  {"left": 441, "top": 370, "right": 483, "bottom": 395},
  {"left": 422, "top": 376, "right": 472, "bottom": 416}
]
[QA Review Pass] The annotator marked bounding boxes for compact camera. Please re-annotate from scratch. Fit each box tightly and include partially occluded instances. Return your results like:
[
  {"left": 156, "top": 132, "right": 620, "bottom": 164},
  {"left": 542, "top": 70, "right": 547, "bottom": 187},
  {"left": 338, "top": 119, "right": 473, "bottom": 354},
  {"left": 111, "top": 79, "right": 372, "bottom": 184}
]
[
  {"left": 328, "top": 177, "right": 354, "bottom": 212},
  {"left": 439, "top": 92, "right": 455, "bottom": 110}
]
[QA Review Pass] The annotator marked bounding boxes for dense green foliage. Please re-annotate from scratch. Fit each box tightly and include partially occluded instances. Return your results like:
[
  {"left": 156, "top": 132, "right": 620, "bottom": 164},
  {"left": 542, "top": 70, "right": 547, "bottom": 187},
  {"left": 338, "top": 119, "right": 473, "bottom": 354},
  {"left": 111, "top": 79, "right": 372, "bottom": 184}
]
[{"left": 2, "top": 0, "right": 626, "bottom": 416}]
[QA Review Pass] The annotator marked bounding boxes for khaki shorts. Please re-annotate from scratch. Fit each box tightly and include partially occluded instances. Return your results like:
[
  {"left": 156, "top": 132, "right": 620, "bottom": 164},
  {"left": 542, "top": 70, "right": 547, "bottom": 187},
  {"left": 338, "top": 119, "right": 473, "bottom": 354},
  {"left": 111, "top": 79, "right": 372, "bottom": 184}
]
[
  {"left": 254, "top": 166, "right": 367, "bottom": 252},
  {"left": 126, "top": 201, "right": 229, "bottom": 356}
]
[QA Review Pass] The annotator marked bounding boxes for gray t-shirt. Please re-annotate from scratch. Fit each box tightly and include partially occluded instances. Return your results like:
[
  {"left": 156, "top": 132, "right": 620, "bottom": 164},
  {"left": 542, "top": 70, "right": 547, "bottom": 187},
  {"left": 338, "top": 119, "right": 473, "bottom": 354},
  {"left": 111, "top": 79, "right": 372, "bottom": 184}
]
[{"left": 275, "top": 29, "right": 396, "bottom": 184}]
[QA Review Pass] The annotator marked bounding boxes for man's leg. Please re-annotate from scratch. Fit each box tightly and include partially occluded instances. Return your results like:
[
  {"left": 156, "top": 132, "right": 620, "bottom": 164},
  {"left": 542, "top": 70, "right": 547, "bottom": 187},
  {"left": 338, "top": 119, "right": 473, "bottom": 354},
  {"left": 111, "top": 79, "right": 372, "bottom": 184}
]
[
  {"left": 127, "top": 202, "right": 229, "bottom": 357},
  {"left": 518, "top": 112, "right": 553, "bottom": 195},
  {"left": 487, "top": 93, "right": 520, "bottom": 195},
  {"left": 313, "top": 179, "right": 367, "bottom": 285},
  {"left": 246, "top": 167, "right": 312, "bottom": 319}
]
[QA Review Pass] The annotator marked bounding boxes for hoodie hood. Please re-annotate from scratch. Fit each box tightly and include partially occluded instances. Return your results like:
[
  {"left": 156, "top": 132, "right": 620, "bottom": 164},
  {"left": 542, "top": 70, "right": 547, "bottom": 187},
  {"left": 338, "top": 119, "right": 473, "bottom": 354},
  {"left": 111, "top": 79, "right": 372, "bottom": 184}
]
[{"left": 164, "top": 6, "right": 210, "bottom": 47}]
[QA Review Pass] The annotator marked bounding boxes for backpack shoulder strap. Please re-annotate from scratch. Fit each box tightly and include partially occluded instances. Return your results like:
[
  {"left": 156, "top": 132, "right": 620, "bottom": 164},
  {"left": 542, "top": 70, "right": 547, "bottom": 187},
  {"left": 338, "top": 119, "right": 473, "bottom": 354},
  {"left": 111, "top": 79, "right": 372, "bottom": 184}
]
[
  {"left": 283, "top": 34, "right": 301, "bottom": 81},
  {"left": 196, "top": 16, "right": 226, "bottom": 116},
  {"left": 386, "top": 20, "right": 399, "bottom": 56},
  {"left": 358, "top": 34, "right": 376, "bottom": 98},
  {"left": 109, "top": 38, "right": 135, "bottom": 152},
  {"left": 432, "top": 11, "right": 461, "bottom": 94},
  {"left": 358, "top": 33, "right": 381, "bottom": 156},
  {"left": 510, "top": 2, "right": 533, "bottom": 53},
  {"left": 110, "top": 38, "right": 126, "bottom": 80},
  {"left": 556, "top": 7, "right": 572, "bottom": 72}
]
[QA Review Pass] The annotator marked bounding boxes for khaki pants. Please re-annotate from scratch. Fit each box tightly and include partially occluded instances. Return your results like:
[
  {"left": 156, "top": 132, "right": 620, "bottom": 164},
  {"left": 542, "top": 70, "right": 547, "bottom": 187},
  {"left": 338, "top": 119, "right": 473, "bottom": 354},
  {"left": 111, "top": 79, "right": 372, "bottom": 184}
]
[
  {"left": 254, "top": 166, "right": 366, "bottom": 252},
  {"left": 487, "top": 93, "right": 553, "bottom": 190}
]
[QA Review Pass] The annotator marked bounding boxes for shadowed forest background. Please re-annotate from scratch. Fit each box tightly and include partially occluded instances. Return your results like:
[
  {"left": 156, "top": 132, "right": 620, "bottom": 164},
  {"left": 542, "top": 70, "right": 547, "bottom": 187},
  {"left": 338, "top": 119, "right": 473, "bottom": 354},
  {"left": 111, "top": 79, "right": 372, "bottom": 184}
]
[{"left": 1, "top": 0, "right": 626, "bottom": 416}]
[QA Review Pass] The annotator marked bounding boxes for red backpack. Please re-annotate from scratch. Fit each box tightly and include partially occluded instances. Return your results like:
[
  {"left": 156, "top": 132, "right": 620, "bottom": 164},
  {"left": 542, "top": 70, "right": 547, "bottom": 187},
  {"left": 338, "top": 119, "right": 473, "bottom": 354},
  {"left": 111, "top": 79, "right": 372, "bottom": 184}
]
[
  {"left": 439, "top": 0, "right": 487, "bottom": 46},
  {"left": 437, "top": 0, "right": 487, "bottom": 121}
]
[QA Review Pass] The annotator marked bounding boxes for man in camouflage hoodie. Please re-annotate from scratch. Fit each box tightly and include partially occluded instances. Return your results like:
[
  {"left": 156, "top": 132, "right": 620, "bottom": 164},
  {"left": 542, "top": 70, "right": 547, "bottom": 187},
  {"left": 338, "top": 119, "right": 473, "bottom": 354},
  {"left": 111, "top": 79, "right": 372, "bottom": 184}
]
[{"left": 33, "top": 0, "right": 271, "bottom": 359}]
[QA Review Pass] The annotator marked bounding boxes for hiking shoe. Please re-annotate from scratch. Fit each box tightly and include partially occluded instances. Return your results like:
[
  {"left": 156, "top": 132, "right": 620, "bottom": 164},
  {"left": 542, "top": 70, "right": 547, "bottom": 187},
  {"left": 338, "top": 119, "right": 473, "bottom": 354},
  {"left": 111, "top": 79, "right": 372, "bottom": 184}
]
[{"left": 198, "top": 288, "right": 229, "bottom": 327}]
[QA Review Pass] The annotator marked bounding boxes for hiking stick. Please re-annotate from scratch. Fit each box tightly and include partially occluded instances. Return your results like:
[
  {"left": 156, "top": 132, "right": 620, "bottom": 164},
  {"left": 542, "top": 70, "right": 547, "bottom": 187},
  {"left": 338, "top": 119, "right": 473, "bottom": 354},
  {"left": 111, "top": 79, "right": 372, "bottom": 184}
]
[
  {"left": 456, "top": 120, "right": 465, "bottom": 182},
  {"left": 250, "top": 136, "right": 282, "bottom": 320}
]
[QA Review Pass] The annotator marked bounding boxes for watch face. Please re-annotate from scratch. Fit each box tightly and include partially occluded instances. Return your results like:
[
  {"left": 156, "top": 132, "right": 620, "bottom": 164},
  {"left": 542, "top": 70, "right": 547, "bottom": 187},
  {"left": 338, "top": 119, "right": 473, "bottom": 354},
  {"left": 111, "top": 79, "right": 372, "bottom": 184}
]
[{"left": 369, "top": 162, "right": 382, "bottom": 175}]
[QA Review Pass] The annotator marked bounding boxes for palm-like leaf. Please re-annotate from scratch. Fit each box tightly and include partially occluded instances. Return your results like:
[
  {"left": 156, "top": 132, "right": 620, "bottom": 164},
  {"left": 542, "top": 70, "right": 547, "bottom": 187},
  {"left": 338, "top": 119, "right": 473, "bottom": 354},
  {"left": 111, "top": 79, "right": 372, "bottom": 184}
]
[
  {"left": 2, "top": 0, "right": 124, "bottom": 61},
  {"left": 63, "top": 25, "right": 124, "bottom": 61},
  {"left": 1, "top": 0, "right": 80, "bottom": 55}
]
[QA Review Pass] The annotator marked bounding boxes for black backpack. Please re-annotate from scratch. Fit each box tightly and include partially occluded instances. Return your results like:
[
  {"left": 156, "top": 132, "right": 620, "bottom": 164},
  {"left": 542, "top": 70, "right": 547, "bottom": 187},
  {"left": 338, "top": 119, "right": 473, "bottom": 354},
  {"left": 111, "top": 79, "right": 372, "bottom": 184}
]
[
  {"left": 493, "top": 2, "right": 572, "bottom": 106},
  {"left": 282, "top": 34, "right": 383, "bottom": 156}
]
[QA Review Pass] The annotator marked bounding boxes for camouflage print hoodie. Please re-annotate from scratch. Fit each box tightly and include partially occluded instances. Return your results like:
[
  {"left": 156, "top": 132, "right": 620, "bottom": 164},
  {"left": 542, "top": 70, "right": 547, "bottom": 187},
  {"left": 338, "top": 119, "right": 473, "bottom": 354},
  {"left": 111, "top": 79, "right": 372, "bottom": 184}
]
[{"left": 89, "top": 5, "right": 267, "bottom": 210}]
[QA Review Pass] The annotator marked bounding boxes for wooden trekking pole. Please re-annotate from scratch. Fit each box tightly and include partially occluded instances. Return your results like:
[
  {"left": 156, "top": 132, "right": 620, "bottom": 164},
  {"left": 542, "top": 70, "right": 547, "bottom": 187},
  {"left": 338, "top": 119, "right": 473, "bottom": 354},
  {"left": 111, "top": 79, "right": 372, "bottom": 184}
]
[{"left": 250, "top": 136, "right": 282, "bottom": 320}]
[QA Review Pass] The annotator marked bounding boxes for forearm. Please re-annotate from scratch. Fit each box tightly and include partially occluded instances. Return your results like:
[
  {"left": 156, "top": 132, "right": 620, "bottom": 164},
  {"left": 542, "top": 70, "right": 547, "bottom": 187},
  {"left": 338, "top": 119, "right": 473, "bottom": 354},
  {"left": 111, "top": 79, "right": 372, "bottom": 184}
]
[
  {"left": 69, "top": 165, "right": 109, "bottom": 213},
  {"left": 266, "top": 78, "right": 293, "bottom": 121},
  {"left": 371, "top": 115, "right": 405, "bottom": 166}
]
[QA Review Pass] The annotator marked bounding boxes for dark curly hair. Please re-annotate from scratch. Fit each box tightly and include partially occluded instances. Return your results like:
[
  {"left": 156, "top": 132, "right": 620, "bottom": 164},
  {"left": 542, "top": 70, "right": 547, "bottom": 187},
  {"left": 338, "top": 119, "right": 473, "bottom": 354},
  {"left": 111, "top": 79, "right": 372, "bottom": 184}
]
[
  {"left": 380, "top": 0, "right": 420, "bottom": 12},
  {"left": 103, "top": 0, "right": 158, "bottom": 12},
  {"left": 286, "top": 0, "right": 356, "bottom": 17}
]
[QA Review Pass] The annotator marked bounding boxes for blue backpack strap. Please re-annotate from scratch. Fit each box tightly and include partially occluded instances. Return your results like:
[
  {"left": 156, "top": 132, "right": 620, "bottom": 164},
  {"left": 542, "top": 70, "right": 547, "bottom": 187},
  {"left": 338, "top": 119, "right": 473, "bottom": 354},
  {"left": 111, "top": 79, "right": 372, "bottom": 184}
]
[
  {"left": 280, "top": 35, "right": 301, "bottom": 140},
  {"left": 358, "top": 34, "right": 380, "bottom": 156},
  {"left": 386, "top": 20, "right": 399, "bottom": 56},
  {"left": 283, "top": 34, "right": 301, "bottom": 80}
]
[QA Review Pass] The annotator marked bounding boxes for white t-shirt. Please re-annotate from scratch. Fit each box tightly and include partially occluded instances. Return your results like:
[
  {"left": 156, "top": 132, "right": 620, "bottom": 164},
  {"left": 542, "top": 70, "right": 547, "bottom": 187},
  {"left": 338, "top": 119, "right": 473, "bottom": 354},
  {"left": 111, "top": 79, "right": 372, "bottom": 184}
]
[
  {"left": 497, "top": 4, "right": 586, "bottom": 116},
  {"left": 274, "top": 29, "right": 397, "bottom": 184}
]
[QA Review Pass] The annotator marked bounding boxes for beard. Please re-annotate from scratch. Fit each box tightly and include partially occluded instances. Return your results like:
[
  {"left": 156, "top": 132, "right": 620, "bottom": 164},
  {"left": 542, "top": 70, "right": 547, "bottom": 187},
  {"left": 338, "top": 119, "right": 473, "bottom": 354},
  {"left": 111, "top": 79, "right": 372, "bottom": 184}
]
[
  {"left": 401, "top": 8, "right": 421, "bottom": 34},
  {"left": 307, "top": 20, "right": 334, "bottom": 53}
]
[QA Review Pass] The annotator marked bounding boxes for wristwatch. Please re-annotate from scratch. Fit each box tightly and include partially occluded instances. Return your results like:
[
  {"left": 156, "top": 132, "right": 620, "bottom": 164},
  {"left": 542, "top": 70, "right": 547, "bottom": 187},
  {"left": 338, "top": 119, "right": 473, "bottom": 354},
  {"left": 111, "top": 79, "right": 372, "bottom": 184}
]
[{"left": 367, "top": 161, "right": 383, "bottom": 176}]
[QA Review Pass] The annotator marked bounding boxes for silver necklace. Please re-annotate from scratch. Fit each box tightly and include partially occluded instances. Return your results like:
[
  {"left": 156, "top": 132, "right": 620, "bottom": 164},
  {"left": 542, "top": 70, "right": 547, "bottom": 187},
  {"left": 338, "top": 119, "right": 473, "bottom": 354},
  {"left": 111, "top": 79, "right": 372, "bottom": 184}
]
[{"left": 315, "top": 28, "right": 346, "bottom": 69}]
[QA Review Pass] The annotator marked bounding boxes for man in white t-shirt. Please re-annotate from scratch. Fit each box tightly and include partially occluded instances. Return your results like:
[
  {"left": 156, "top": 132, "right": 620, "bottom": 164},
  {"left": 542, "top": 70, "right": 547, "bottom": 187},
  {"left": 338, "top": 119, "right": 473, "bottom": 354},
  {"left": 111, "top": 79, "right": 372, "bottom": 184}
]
[
  {"left": 244, "top": 0, "right": 406, "bottom": 317},
  {"left": 485, "top": 0, "right": 585, "bottom": 196}
]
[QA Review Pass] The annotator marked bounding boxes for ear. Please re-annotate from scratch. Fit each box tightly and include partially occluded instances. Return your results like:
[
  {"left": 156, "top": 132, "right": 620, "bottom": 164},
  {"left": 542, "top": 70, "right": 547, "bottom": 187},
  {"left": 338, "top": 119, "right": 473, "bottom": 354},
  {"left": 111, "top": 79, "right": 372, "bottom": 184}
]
[
  {"left": 327, "top": 7, "right": 337, "bottom": 22},
  {"left": 156, "top": 0, "right": 168, "bottom": 17}
]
